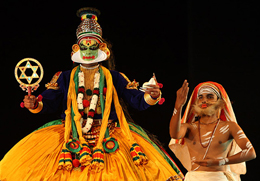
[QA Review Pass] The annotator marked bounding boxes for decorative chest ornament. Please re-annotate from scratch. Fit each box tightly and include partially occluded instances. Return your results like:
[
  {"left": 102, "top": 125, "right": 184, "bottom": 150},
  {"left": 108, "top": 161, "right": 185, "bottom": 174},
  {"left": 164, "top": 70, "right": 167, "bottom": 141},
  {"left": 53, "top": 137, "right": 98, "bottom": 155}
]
[
  {"left": 103, "top": 137, "right": 119, "bottom": 153},
  {"left": 66, "top": 139, "right": 82, "bottom": 153}
]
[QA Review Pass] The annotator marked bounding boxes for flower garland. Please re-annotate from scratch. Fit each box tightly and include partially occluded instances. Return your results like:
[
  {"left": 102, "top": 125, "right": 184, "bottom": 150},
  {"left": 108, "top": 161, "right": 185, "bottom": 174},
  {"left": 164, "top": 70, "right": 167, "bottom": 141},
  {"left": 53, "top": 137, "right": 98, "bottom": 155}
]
[
  {"left": 77, "top": 69, "right": 101, "bottom": 134},
  {"left": 77, "top": 71, "right": 85, "bottom": 114}
]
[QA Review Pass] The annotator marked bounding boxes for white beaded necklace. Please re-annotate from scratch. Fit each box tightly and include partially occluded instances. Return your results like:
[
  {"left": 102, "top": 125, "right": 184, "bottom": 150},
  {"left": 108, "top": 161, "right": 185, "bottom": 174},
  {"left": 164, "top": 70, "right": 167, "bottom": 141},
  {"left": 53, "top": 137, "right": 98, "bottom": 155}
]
[{"left": 77, "top": 67, "right": 100, "bottom": 134}]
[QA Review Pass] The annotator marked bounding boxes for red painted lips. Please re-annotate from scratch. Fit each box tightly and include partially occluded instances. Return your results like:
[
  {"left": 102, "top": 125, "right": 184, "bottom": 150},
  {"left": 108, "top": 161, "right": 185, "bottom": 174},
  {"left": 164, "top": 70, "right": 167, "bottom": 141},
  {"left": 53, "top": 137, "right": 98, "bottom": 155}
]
[
  {"left": 83, "top": 56, "right": 95, "bottom": 59},
  {"left": 201, "top": 104, "right": 208, "bottom": 108}
]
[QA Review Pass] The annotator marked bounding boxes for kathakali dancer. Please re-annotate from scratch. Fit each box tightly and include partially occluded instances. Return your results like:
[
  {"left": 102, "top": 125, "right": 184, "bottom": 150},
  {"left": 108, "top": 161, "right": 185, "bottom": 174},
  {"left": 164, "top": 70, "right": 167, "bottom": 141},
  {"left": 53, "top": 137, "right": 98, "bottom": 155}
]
[
  {"left": 169, "top": 80, "right": 256, "bottom": 181},
  {"left": 0, "top": 7, "right": 184, "bottom": 181}
]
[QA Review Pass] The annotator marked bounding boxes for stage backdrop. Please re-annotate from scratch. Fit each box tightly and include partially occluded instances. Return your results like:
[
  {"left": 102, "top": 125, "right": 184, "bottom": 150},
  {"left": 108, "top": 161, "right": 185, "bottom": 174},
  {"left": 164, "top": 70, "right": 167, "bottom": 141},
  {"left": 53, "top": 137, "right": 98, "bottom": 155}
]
[{"left": 1, "top": 1, "right": 259, "bottom": 180}]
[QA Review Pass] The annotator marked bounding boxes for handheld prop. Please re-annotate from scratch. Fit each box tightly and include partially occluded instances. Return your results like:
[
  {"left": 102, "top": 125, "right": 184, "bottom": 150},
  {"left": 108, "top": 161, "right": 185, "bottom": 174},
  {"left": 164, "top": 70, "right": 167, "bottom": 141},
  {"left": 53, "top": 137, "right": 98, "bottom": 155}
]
[{"left": 14, "top": 58, "right": 44, "bottom": 107}]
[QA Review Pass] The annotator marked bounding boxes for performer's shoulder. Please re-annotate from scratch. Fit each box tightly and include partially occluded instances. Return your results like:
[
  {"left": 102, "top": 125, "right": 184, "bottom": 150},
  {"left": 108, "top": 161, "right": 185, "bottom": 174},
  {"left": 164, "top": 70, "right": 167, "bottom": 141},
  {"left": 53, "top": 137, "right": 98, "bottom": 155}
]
[
  {"left": 186, "top": 121, "right": 198, "bottom": 130},
  {"left": 53, "top": 70, "right": 72, "bottom": 81},
  {"left": 219, "top": 120, "right": 240, "bottom": 134},
  {"left": 109, "top": 70, "right": 129, "bottom": 81},
  {"left": 109, "top": 70, "right": 121, "bottom": 77},
  {"left": 50, "top": 70, "right": 71, "bottom": 78},
  {"left": 45, "top": 70, "right": 71, "bottom": 90},
  {"left": 219, "top": 119, "right": 238, "bottom": 126},
  {"left": 226, "top": 121, "right": 240, "bottom": 130},
  {"left": 63, "top": 70, "right": 72, "bottom": 76}
]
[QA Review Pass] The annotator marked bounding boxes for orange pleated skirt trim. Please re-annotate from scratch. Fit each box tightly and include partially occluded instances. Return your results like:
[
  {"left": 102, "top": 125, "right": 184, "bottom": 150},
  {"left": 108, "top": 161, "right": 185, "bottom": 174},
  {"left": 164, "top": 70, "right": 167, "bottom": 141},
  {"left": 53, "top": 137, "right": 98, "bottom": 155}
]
[{"left": 0, "top": 125, "right": 182, "bottom": 181}]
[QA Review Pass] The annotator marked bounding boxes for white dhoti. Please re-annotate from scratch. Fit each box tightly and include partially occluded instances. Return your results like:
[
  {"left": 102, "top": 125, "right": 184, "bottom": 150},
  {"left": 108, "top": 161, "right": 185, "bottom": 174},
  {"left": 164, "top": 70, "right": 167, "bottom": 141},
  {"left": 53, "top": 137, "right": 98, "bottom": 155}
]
[{"left": 184, "top": 171, "right": 236, "bottom": 181}]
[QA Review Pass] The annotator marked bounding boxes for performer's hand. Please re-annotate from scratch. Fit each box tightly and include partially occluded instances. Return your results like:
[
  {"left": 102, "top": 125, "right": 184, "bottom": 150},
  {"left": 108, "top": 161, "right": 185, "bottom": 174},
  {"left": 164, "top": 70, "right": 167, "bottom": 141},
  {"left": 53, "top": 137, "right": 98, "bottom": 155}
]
[
  {"left": 194, "top": 159, "right": 220, "bottom": 167},
  {"left": 23, "top": 95, "right": 37, "bottom": 109},
  {"left": 144, "top": 84, "right": 160, "bottom": 98},
  {"left": 175, "top": 80, "right": 189, "bottom": 109}
]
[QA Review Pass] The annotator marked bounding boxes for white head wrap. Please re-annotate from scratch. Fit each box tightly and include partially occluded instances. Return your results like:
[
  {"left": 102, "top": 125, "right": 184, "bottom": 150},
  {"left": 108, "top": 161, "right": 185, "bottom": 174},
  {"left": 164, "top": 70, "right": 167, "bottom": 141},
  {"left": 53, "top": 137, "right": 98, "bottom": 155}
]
[{"left": 197, "top": 85, "right": 221, "bottom": 99}]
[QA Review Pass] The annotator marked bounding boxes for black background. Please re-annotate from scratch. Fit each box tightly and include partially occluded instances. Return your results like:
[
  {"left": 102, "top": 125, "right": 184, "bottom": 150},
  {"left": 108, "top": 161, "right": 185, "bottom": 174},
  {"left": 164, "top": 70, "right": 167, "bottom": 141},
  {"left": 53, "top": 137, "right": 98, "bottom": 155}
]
[{"left": 1, "top": 1, "right": 259, "bottom": 180}]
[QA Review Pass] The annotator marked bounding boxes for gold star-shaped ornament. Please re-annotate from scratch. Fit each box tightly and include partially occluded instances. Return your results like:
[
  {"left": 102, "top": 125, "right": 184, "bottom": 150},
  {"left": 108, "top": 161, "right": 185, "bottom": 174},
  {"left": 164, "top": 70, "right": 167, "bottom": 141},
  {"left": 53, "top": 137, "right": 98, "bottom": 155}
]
[{"left": 18, "top": 61, "right": 39, "bottom": 84}]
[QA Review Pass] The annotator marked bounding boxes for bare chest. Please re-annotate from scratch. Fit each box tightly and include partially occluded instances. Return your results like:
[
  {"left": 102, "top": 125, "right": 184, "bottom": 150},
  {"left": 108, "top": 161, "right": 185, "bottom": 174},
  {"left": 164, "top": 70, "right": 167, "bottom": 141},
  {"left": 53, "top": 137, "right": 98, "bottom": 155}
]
[{"left": 186, "top": 122, "right": 232, "bottom": 156}]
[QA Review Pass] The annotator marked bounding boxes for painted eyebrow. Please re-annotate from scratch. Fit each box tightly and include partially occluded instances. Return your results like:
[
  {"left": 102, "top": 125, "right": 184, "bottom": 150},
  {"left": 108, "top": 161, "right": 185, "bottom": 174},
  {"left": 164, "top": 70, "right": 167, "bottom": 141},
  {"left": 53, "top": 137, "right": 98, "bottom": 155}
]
[{"left": 91, "top": 43, "right": 99, "bottom": 47}]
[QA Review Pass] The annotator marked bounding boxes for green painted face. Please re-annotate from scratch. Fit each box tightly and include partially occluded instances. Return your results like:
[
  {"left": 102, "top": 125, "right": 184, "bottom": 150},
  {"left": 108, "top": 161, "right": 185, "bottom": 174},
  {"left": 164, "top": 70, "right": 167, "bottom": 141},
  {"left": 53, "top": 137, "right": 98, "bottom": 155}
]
[{"left": 79, "top": 39, "right": 99, "bottom": 61}]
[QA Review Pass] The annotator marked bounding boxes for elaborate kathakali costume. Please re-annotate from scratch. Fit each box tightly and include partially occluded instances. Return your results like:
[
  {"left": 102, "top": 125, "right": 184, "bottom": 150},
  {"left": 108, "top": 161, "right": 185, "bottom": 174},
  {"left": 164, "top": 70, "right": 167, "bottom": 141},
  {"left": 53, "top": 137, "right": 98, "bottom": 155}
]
[{"left": 0, "top": 8, "right": 183, "bottom": 181}]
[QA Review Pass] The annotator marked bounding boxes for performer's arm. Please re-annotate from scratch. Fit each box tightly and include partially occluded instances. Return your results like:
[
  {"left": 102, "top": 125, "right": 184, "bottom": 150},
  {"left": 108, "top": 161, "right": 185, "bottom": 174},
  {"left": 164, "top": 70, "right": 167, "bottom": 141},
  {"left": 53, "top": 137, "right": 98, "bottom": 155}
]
[
  {"left": 23, "top": 71, "right": 66, "bottom": 114},
  {"left": 112, "top": 71, "right": 161, "bottom": 111},
  {"left": 224, "top": 122, "right": 256, "bottom": 164},
  {"left": 169, "top": 80, "right": 189, "bottom": 139},
  {"left": 195, "top": 122, "right": 256, "bottom": 167}
]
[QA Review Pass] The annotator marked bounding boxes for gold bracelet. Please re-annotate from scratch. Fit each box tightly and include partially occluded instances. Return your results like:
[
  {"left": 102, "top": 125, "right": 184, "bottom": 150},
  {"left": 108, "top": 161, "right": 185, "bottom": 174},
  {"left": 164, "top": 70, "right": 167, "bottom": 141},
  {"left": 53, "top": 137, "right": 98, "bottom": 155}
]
[
  {"left": 144, "top": 92, "right": 162, "bottom": 105},
  {"left": 29, "top": 101, "right": 43, "bottom": 114}
]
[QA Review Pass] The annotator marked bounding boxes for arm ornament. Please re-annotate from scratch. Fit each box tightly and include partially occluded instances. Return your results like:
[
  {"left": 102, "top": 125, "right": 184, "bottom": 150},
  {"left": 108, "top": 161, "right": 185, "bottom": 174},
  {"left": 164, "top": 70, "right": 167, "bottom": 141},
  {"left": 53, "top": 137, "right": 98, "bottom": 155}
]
[
  {"left": 219, "top": 158, "right": 229, "bottom": 166},
  {"left": 29, "top": 101, "right": 43, "bottom": 114},
  {"left": 45, "top": 71, "right": 62, "bottom": 90},
  {"left": 126, "top": 80, "right": 139, "bottom": 90},
  {"left": 144, "top": 91, "right": 162, "bottom": 105},
  {"left": 120, "top": 72, "right": 139, "bottom": 90}
]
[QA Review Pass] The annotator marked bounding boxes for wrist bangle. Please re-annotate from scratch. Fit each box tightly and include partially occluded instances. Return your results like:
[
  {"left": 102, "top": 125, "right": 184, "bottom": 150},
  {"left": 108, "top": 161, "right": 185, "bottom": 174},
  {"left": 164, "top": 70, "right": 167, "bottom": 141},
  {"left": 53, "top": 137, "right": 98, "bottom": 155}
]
[
  {"left": 225, "top": 158, "right": 229, "bottom": 163},
  {"left": 219, "top": 158, "right": 229, "bottom": 166},
  {"left": 144, "top": 91, "right": 162, "bottom": 105},
  {"left": 29, "top": 101, "right": 43, "bottom": 114}
]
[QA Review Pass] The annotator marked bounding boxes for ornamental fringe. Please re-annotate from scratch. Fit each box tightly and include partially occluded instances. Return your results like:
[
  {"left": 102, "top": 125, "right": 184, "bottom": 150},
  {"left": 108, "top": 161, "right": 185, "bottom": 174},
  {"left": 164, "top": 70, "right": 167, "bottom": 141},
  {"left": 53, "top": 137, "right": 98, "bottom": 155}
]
[
  {"left": 59, "top": 142, "right": 92, "bottom": 170},
  {"left": 90, "top": 147, "right": 104, "bottom": 172},
  {"left": 58, "top": 148, "right": 73, "bottom": 170},
  {"left": 130, "top": 142, "right": 148, "bottom": 166},
  {"left": 79, "top": 142, "right": 92, "bottom": 166}
]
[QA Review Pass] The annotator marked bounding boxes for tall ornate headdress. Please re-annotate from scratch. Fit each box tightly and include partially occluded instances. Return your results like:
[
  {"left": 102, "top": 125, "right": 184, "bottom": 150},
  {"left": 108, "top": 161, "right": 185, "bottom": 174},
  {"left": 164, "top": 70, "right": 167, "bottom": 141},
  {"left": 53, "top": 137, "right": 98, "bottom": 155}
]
[
  {"left": 71, "top": 7, "right": 110, "bottom": 64},
  {"left": 76, "top": 7, "right": 103, "bottom": 43}
]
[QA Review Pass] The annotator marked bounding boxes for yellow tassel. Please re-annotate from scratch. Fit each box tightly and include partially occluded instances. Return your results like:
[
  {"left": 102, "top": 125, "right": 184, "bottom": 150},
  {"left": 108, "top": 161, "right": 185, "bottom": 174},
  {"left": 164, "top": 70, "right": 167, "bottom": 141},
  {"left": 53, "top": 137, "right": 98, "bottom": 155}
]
[
  {"left": 90, "top": 147, "right": 105, "bottom": 173},
  {"left": 58, "top": 145, "right": 73, "bottom": 171},
  {"left": 79, "top": 142, "right": 92, "bottom": 166},
  {"left": 130, "top": 142, "right": 148, "bottom": 166}
]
